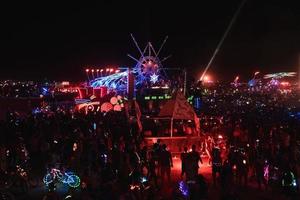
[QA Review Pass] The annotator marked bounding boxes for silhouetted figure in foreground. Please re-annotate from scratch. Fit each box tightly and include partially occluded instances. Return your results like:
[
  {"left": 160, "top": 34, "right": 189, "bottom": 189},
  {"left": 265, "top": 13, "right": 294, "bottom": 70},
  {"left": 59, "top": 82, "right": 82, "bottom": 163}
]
[
  {"left": 186, "top": 145, "right": 203, "bottom": 182},
  {"left": 212, "top": 145, "right": 222, "bottom": 186},
  {"left": 159, "top": 144, "right": 173, "bottom": 184},
  {"left": 181, "top": 146, "right": 188, "bottom": 178}
]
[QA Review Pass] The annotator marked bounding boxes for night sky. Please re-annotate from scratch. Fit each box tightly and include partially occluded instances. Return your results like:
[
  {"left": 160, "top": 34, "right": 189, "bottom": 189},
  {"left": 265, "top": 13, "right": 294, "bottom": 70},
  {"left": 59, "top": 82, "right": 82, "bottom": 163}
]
[{"left": 1, "top": 0, "right": 300, "bottom": 81}]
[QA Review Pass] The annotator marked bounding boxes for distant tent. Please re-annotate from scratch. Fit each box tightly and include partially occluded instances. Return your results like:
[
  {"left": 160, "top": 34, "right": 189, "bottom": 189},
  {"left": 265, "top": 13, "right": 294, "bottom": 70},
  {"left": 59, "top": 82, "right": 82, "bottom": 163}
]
[
  {"left": 158, "top": 91, "right": 199, "bottom": 136},
  {"left": 158, "top": 91, "right": 196, "bottom": 120}
]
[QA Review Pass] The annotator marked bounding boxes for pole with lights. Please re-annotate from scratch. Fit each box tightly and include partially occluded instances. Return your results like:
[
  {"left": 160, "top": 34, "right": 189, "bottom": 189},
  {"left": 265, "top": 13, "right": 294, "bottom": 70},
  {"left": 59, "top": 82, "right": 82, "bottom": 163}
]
[
  {"left": 183, "top": 68, "right": 187, "bottom": 96},
  {"left": 91, "top": 69, "right": 95, "bottom": 80},
  {"left": 85, "top": 69, "right": 90, "bottom": 82}
]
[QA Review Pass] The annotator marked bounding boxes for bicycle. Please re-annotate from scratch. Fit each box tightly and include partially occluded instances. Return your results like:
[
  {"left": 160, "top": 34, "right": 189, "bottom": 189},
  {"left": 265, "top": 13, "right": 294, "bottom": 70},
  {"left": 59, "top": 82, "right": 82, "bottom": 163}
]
[{"left": 43, "top": 168, "right": 80, "bottom": 188}]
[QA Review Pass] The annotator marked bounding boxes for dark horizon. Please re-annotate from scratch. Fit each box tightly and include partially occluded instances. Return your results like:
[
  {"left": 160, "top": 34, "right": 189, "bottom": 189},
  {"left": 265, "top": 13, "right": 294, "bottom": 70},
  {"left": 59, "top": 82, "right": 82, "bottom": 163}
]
[{"left": 1, "top": 0, "right": 300, "bottom": 82}]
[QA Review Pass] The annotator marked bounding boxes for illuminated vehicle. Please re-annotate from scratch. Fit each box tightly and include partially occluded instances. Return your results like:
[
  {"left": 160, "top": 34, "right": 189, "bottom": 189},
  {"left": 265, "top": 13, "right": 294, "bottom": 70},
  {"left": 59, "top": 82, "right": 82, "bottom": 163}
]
[{"left": 43, "top": 168, "right": 80, "bottom": 188}]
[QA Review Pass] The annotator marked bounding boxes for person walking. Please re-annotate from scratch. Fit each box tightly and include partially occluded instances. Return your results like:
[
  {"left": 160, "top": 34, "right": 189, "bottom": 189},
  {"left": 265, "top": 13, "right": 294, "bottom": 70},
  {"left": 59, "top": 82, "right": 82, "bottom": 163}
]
[
  {"left": 212, "top": 145, "right": 222, "bottom": 187},
  {"left": 186, "top": 145, "right": 203, "bottom": 182},
  {"left": 180, "top": 146, "right": 188, "bottom": 178},
  {"left": 159, "top": 144, "right": 173, "bottom": 184}
]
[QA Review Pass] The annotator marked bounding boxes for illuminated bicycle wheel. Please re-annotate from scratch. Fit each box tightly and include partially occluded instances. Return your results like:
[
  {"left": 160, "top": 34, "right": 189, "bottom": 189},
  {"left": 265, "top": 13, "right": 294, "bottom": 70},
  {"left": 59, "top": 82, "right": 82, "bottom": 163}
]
[
  {"left": 62, "top": 171, "right": 74, "bottom": 184},
  {"left": 67, "top": 175, "right": 80, "bottom": 188},
  {"left": 43, "top": 173, "right": 53, "bottom": 186}
]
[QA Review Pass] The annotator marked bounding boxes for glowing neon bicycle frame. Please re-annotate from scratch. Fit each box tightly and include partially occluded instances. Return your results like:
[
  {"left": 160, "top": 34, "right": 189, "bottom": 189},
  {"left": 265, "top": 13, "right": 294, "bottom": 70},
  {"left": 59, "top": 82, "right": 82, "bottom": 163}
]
[{"left": 43, "top": 168, "right": 80, "bottom": 188}]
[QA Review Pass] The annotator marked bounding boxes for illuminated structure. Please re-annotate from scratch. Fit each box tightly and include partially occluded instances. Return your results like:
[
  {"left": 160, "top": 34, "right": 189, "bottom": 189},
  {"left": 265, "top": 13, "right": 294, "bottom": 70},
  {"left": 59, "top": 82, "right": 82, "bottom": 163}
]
[
  {"left": 247, "top": 72, "right": 296, "bottom": 88},
  {"left": 75, "top": 95, "right": 125, "bottom": 113},
  {"left": 79, "top": 36, "right": 190, "bottom": 117},
  {"left": 264, "top": 72, "right": 296, "bottom": 79},
  {"left": 89, "top": 34, "right": 170, "bottom": 93}
]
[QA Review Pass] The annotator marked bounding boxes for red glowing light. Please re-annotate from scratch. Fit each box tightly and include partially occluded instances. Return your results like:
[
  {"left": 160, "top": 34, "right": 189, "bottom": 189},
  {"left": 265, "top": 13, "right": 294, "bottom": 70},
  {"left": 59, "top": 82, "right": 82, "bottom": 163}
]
[
  {"left": 85, "top": 69, "right": 89, "bottom": 72},
  {"left": 101, "top": 102, "right": 113, "bottom": 112},
  {"left": 110, "top": 97, "right": 118, "bottom": 105},
  {"left": 76, "top": 87, "right": 83, "bottom": 99},
  {"left": 203, "top": 75, "right": 213, "bottom": 83},
  {"left": 96, "top": 69, "right": 100, "bottom": 72},
  {"left": 87, "top": 105, "right": 94, "bottom": 111},
  {"left": 113, "top": 104, "right": 122, "bottom": 111},
  {"left": 91, "top": 69, "right": 94, "bottom": 72},
  {"left": 110, "top": 68, "right": 114, "bottom": 72},
  {"left": 280, "top": 81, "right": 290, "bottom": 86},
  {"left": 233, "top": 165, "right": 237, "bottom": 170},
  {"left": 106, "top": 68, "right": 110, "bottom": 72},
  {"left": 100, "top": 69, "right": 104, "bottom": 72},
  {"left": 115, "top": 69, "right": 120, "bottom": 73}
]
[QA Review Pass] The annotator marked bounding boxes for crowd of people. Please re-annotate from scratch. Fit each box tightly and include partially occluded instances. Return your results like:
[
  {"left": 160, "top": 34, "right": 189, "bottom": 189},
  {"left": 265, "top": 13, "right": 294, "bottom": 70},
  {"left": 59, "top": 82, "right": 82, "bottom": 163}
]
[
  {"left": 196, "top": 83, "right": 300, "bottom": 199},
  {"left": 0, "top": 102, "right": 185, "bottom": 199},
  {"left": 0, "top": 82, "right": 299, "bottom": 199},
  {"left": 0, "top": 80, "right": 47, "bottom": 98}
]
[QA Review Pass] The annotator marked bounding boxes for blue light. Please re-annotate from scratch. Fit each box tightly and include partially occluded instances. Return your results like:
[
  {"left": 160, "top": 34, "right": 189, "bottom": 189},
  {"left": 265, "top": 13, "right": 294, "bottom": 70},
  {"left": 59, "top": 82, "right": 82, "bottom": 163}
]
[
  {"left": 90, "top": 63, "right": 163, "bottom": 92},
  {"left": 33, "top": 108, "right": 41, "bottom": 114},
  {"left": 43, "top": 173, "right": 53, "bottom": 186},
  {"left": 140, "top": 176, "right": 147, "bottom": 183},
  {"left": 194, "top": 97, "right": 202, "bottom": 110},
  {"left": 248, "top": 79, "right": 256, "bottom": 87},
  {"left": 179, "top": 181, "right": 189, "bottom": 197},
  {"left": 90, "top": 70, "right": 128, "bottom": 90},
  {"left": 43, "top": 169, "right": 80, "bottom": 188},
  {"left": 292, "top": 180, "right": 297, "bottom": 187},
  {"left": 150, "top": 73, "right": 159, "bottom": 84},
  {"left": 42, "top": 87, "right": 49, "bottom": 95}
]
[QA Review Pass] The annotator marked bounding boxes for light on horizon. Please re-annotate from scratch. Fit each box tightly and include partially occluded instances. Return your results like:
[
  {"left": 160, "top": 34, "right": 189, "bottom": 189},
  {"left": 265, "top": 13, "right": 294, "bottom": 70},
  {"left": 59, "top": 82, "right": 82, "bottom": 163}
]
[{"left": 203, "top": 75, "right": 213, "bottom": 83}]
